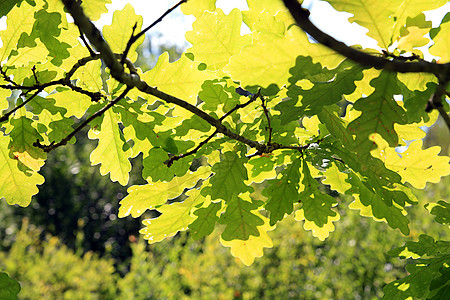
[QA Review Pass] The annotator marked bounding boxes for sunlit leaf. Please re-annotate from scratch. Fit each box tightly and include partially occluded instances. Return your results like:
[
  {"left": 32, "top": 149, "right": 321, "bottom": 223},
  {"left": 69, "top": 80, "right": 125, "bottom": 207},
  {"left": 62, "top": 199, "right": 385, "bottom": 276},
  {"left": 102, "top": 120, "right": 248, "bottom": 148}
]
[{"left": 0, "top": 133, "right": 44, "bottom": 207}]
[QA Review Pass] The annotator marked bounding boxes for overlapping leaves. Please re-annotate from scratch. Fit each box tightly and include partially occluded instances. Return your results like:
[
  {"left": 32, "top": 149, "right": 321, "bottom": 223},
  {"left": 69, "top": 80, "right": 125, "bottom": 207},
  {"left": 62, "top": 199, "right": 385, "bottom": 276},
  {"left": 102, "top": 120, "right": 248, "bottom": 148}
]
[{"left": 0, "top": 0, "right": 449, "bottom": 273}]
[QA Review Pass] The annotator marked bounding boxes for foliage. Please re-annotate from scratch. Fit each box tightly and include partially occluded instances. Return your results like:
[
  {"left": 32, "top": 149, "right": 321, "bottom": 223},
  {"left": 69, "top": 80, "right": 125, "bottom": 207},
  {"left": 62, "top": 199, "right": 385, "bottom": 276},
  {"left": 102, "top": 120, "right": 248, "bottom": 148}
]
[
  {"left": 0, "top": 0, "right": 450, "bottom": 297},
  {"left": 382, "top": 199, "right": 450, "bottom": 299},
  {"left": 0, "top": 272, "right": 20, "bottom": 300},
  {"left": 0, "top": 219, "right": 117, "bottom": 299}
]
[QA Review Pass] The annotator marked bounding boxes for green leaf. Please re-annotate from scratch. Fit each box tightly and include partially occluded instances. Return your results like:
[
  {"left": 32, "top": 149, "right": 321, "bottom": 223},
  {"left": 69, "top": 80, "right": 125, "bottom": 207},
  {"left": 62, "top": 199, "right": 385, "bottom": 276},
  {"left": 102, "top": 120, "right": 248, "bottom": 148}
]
[
  {"left": 277, "top": 59, "right": 364, "bottom": 123},
  {"left": 298, "top": 161, "right": 338, "bottom": 228},
  {"left": 383, "top": 235, "right": 450, "bottom": 299},
  {"left": 263, "top": 158, "right": 302, "bottom": 226},
  {"left": 219, "top": 195, "right": 264, "bottom": 241},
  {"left": 142, "top": 147, "right": 190, "bottom": 182},
  {"left": 426, "top": 200, "right": 450, "bottom": 226},
  {"left": 33, "top": 9, "right": 70, "bottom": 65},
  {"left": 0, "top": 0, "right": 23, "bottom": 18},
  {"left": 348, "top": 71, "right": 406, "bottom": 157},
  {"left": 0, "top": 272, "right": 21, "bottom": 300},
  {"left": 0, "top": 133, "right": 44, "bottom": 206},
  {"left": 189, "top": 200, "right": 222, "bottom": 240},
  {"left": 210, "top": 151, "right": 249, "bottom": 201},
  {"left": 8, "top": 115, "right": 46, "bottom": 171},
  {"left": 347, "top": 172, "right": 410, "bottom": 235},
  {"left": 88, "top": 110, "right": 132, "bottom": 186},
  {"left": 198, "top": 80, "right": 236, "bottom": 112}
]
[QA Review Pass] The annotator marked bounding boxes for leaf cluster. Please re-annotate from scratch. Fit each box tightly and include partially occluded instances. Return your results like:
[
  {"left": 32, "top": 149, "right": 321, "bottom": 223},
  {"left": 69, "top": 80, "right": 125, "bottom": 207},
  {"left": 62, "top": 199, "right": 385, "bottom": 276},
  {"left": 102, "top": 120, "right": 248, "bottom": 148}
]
[{"left": 0, "top": 1, "right": 449, "bottom": 294}]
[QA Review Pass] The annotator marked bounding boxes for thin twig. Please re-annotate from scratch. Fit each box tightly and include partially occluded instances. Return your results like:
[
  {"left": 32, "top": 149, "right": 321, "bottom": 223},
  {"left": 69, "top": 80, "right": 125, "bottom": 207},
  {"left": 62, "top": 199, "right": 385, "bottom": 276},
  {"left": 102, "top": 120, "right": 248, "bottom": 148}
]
[
  {"left": 260, "top": 94, "right": 273, "bottom": 144},
  {"left": 220, "top": 89, "right": 261, "bottom": 121},
  {"left": 0, "top": 88, "right": 43, "bottom": 123},
  {"left": 121, "top": 0, "right": 188, "bottom": 64},
  {"left": 31, "top": 65, "right": 39, "bottom": 84},
  {"left": 78, "top": 28, "right": 96, "bottom": 57},
  {"left": 34, "top": 87, "right": 132, "bottom": 152},
  {"left": 0, "top": 66, "right": 18, "bottom": 86},
  {"left": 166, "top": 129, "right": 219, "bottom": 167}
]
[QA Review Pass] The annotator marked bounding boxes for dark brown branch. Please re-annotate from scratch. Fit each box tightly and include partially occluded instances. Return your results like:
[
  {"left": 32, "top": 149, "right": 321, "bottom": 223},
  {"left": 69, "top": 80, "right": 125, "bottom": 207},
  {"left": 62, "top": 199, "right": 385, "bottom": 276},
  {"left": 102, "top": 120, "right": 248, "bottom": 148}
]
[
  {"left": 166, "top": 129, "right": 219, "bottom": 167},
  {"left": 78, "top": 27, "right": 95, "bottom": 57},
  {"left": 426, "top": 78, "right": 450, "bottom": 130},
  {"left": 120, "top": 0, "right": 188, "bottom": 64},
  {"left": 282, "top": 0, "right": 450, "bottom": 76},
  {"left": 219, "top": 89, "right": 261, "bottom": 121},
  {"left": 0, "top": 55, "right": 110, "bottom": 122},
  {"left": 34, "top": 87, "right": 132, "bottom": 152},
  {"left": 31, "top": 65, "right": 39, "bottom": 84},
  {"left": 0, "top": 66, "right": 19, "bottom": 86},
  {"left": 0, "top": 88, "right": 43, "bottom": 123},
  {"left": 260, "top": 94, "right": 273, "bottom": 144}
]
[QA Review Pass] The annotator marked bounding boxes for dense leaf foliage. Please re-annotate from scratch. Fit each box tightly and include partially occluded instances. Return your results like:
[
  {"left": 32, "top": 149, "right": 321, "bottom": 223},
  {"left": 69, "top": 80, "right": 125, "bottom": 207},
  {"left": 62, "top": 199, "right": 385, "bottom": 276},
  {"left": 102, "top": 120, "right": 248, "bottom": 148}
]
[{"left": 1, "top": 0, "right": 450, "bottom": 297}]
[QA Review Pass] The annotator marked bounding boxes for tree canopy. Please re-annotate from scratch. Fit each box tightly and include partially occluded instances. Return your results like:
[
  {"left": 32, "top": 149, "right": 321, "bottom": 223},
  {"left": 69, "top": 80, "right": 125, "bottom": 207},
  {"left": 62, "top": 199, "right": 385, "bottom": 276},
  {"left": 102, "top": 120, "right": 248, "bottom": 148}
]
[{"left": 0, "top": 0, "right": 450, "bottom": 298}]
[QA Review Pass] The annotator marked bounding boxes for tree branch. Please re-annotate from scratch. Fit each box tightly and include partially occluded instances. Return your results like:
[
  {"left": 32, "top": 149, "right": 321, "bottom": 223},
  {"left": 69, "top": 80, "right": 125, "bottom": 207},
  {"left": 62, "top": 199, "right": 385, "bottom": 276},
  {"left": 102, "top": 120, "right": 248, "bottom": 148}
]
[
  {"left": 166, "top": 129, "right": 218, "bottom": 167},
  {"left": 62, "top": 0, "right": 266, "bottom": 153},
  {"left": 282, "top": 0, "right": 450, "bottom": 76},
  {"left": 282, "top": 0, "right": 450, "bottom": 131},
  {"left": 0, "top": 88, "right": 43, "bottom": 123}
]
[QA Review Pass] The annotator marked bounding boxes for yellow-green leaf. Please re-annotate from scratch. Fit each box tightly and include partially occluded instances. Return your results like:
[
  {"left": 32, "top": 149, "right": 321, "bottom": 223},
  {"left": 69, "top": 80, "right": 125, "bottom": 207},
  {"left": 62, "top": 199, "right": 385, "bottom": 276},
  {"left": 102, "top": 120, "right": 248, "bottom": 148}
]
[
  {"left": 181, "top": 0, "right": 216, "bottom": 17},
  {"left": 371, "top": 136, "right": 450, "bottom": 189},
  {"left": 81, "top": 0, "right": 112, "bottom": 21},
  {"left": 140, "top": 189, "right": 205, "bottom": 243},
  {"left": 141, "top": 52, "right": 216, "bottom": 110},
  {"left": 186, "top": 8, "right": 251, "bottom": 71},
  {"left": 294, "top": 209, "right": 340, "bottom": 241},
  {"left": 0, "top": 133, "right": 44, "bottom": 206},
  {"left": 0, "top": 0, "right": 41, "bottom": 61},
  {"left": 88, "top": 110, "right": 132, "bottom": 186},
  {"left": 73, "top": 59, "right": 103, "bottom": 92},
  {"left": 224, "top": 25, "right": 342, "bottom": 88},
  {"left": 103, "top": 3, "right": 144, "bottom": 62},
  {"left": 430, "top": 13, "right": 450, "bottom": 63},
  {"left": 220, "top": 213, "right": 275, "bottom": 266},
  {"left": 119, "top": 167, "right": 211, "bottom": 218}
]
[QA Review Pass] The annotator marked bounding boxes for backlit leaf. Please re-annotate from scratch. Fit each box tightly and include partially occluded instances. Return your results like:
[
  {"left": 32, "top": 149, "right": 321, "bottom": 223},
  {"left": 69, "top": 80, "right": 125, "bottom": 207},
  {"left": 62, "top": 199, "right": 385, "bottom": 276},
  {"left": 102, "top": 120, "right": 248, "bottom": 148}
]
[
  {"left": 220, "top": 214, "right": 275, "bottom": 266},
  {"left": 219, "top": 194, "right": 264, "bottom": 241},
  {"left": 88, "top": 110, "right": 132, "bottom": 186},
  {"left": 0, "top": 133, "right": 44, "bottom": 207},
  {"left": 186, "top": 8, "right": 251, "bottom": 71}
]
